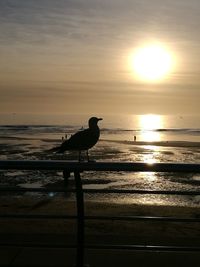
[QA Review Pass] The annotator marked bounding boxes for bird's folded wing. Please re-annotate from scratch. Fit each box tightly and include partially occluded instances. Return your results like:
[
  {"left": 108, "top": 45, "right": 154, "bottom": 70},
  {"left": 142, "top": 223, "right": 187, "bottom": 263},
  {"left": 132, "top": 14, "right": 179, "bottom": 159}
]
[{"left": 60, "top": 128, "right": 96, "bottom": 150}]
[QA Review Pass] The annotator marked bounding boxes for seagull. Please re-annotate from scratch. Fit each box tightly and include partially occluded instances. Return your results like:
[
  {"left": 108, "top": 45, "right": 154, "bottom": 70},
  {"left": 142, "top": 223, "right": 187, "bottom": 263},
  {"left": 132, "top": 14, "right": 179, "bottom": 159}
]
[{"left": 50, "top": 117, "right": 102, "bottom": 161}]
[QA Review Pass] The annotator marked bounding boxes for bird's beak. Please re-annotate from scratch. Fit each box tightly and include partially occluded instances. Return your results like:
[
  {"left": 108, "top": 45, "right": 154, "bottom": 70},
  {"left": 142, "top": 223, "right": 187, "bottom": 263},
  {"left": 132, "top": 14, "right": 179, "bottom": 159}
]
[{"left": 98, "top": 118, "right": 103, "bottom": 121}]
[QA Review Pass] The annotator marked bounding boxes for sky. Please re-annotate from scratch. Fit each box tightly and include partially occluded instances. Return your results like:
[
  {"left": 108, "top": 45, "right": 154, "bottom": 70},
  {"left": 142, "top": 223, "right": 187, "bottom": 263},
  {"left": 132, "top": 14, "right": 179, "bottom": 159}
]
[{"left": 0, "top": 0, "right": 200, "bottom": 121}]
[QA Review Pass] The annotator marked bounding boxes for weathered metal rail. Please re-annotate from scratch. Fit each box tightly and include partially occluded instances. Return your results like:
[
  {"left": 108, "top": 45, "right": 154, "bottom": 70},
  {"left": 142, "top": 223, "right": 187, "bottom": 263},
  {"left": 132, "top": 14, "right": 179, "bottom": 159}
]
[{"left": 0, "top": 160, "right": 200, "bottom": 172}]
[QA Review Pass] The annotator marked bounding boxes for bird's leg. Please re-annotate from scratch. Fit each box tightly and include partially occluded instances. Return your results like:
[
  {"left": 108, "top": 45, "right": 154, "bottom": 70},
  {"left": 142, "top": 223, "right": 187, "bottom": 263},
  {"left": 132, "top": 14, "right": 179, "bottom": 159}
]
[
  {"left": 86, "top": 150, "right": 89, "bottom": 162},
  {"left": 78, "top": 151, "right": 82, "bottom": 162},
  {"left": 86, "top": 150, "right": 95, "bottom": 162}
]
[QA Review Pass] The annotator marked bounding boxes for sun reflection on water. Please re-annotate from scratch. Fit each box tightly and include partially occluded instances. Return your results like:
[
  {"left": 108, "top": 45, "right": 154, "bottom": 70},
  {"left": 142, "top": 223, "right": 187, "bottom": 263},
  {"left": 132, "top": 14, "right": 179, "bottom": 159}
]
[
  {"left": 139, "top": 114, "right": 163, "bottom": 142},
  {"left": 140, "top": 130, "right": 161, "bottom": 142}
]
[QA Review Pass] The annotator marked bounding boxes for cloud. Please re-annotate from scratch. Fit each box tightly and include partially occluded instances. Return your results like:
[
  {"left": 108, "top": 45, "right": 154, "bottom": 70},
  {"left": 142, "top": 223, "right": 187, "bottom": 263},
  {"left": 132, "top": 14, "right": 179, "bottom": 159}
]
[{"left": 0, "top": 0, "right": 200, "bottom": 116}]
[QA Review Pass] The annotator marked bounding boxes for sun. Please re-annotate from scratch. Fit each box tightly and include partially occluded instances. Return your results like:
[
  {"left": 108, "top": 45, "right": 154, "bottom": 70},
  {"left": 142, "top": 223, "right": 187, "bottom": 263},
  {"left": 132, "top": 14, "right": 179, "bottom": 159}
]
[{"left": 131, "top": 44, "right": 173, "bottom": 82}]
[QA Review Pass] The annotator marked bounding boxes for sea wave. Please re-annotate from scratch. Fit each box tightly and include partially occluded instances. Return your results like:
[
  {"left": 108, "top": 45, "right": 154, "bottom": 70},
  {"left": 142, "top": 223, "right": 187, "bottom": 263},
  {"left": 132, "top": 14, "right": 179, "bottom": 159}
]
[
  {"left": 155, "top": 128, "right": 200, "bottom": 133},
  {"left": 101, "top": 128, "right": 200, "bottom": 136},
  {"left": 0, "top": 125, "right": 77, "bottom": 135},
  {"left": 0, "top": 125, "right": 200, "bottom": 142}
]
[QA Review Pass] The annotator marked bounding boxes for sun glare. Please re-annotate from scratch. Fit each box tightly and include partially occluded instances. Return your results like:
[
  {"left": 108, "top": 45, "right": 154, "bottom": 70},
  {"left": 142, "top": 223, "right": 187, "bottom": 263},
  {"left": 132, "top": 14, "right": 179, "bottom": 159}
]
[
  {"left": 139, "top": 114, "right": 163, "bottom": 141},
  {"left": 140, "top": 114, "right": 163, "bottom": 130},
  {"left": 131, "top": 44, "right": 173, "bottom": 82}
]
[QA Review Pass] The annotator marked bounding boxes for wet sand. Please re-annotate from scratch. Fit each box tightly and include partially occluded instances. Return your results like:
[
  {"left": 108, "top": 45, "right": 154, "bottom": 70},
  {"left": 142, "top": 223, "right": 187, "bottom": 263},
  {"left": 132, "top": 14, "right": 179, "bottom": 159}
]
[
  {"left": 1, "top": 135, "right": 200, "bottom": 147},
  {"left": 102, "top": 139, "right": 200, "bottom": 148},
  {"left": 0, "top": 137, "right": 200, "bottom": 247},
  {"left": 0, "top": 196, "right": 200, "bottom": 247}
]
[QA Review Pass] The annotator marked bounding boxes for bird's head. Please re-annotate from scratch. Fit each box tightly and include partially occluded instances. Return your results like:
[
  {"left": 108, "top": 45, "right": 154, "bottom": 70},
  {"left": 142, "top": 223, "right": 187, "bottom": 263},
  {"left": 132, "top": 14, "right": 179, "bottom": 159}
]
[{"left": 88, "top": 117, "right": 103, "bottom": 128}]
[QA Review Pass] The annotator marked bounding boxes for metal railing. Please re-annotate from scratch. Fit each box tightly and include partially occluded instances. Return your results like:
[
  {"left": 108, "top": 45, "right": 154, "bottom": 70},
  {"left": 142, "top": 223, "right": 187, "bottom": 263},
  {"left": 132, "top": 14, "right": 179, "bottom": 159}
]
[{"left": 0, "top": 160, "right": 200, "bottom": 267}]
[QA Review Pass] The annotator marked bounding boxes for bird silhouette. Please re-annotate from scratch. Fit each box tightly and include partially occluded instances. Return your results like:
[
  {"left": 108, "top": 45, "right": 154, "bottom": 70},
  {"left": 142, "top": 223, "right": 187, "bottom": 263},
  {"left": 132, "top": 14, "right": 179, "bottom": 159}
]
[{"left": 50, "top": 117, "right": 102, "bottom": 161}]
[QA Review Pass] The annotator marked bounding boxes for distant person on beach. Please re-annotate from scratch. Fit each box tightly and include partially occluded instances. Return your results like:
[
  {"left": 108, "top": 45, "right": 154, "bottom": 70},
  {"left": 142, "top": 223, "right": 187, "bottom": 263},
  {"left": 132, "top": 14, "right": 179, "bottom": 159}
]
[{"left": 134, "top": 135, "right": 137, "bottom": 142}]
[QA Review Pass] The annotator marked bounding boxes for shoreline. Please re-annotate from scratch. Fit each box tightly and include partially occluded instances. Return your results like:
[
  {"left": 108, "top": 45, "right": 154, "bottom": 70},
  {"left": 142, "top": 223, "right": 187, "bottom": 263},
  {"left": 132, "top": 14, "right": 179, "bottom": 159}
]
[{"left": 101, "top": 139, "right": 200, "bottom": 147}]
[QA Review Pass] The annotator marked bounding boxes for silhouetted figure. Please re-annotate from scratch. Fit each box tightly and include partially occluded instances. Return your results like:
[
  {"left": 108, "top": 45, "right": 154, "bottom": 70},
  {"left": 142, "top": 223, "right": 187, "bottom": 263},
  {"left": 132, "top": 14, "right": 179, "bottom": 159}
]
[
  {"left": 134, "top": 135, "right": 137, "bottom": 142},
  {"left": 50, "top": 117, "right": 102, "bottom": 161}
]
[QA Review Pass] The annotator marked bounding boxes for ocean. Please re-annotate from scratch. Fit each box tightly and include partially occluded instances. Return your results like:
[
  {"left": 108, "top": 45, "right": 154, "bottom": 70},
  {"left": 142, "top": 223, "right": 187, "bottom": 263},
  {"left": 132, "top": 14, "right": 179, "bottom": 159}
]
[{"left": 0, "top": 114, "right": 200, "bottom": 207}]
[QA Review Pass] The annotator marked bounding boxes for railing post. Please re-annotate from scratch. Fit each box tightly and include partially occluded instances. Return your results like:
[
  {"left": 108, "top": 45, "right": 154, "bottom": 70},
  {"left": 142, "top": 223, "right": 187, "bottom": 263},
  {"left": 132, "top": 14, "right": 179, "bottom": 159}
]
[{"left": 74, "top": 170, "right": 85, "bottom": 267}]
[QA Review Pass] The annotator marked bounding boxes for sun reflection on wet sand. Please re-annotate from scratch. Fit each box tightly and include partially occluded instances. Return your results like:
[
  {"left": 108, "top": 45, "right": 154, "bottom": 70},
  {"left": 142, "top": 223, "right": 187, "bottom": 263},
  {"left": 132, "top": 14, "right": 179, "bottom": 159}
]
[
  {"left": 144, "top": 171, "right": 157, "bottom": 182},
  {"left": 142, "top": 152, "right": 157, "bottom": 181},
  {"left": 143, "top": 154, "right": 157, "bottom": 164},
  {"left": 142, "top": 144, "right": 160, "bottom": 164}
]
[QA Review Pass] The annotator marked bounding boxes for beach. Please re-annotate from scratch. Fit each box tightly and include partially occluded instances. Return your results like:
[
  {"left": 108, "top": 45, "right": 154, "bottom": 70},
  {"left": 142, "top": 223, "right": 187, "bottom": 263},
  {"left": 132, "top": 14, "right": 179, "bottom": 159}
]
[
  {"left": 102, "top": 139, "right": 200, "bottom": 148},
  {"left": 0, "top": 125, "right": 200, "bottom": 206},
  {"left": 0, "top": 196, "right": 200, "bottom": 267},
  {"left": 1, "top": 125, "right": 200, "bottom": 229},
  {"left": 0, "top": 195, "right": 200, "bottom": 247},
  {"left": 1, "top": 180, "right": 200, "bottom": 266},
  {"left": 0, "top": 124, "right": 200, "bottom": 266}
]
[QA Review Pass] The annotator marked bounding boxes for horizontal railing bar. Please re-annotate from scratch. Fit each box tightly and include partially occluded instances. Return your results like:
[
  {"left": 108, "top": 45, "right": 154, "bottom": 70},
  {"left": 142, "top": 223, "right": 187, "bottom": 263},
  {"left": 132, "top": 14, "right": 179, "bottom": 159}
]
[
  {"left": 1, "top": 214, "right": 199, "bottom": 223},
  {"left": 85, "top": 244, "right": 200, "bottom": 252},
  {"left": 84, "top": 215, "right": 200, "bottom": 223},
  {"left": 0, "top": 214, "right": 76, "bottom": 219},
  {"left": 0, "top": 160, "right": 200, "bottom": 172},
  {"left": 1, "top": 242, "right": 200, "bottom": 252},
  {"left": 0, "top": 187, "right": 200, "bottom": 196},
  {"left": 0, "top": 243, "right": 76, "bottom": 249}
]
